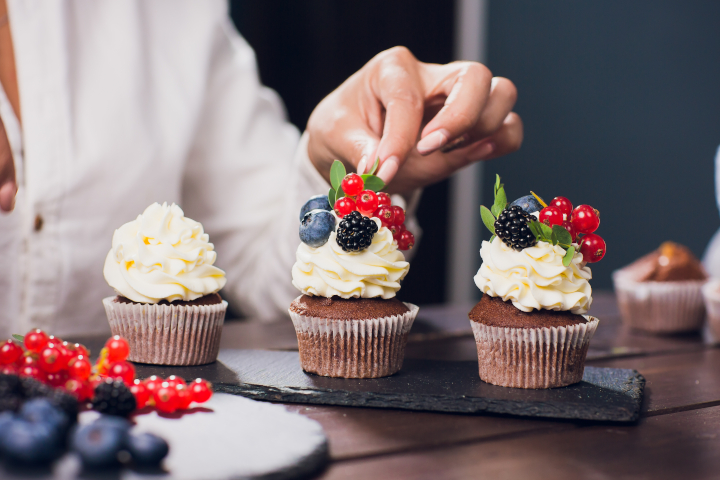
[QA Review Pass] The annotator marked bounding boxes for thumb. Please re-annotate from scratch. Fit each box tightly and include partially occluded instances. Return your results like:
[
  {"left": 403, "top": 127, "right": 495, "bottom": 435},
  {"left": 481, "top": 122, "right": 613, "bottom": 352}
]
[{"left": 0, "top": 117, "right": 16, "bottom": 212}]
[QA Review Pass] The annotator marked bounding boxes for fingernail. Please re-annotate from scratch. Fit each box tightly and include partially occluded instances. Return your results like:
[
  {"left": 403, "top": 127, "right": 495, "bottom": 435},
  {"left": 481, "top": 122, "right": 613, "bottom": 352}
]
[
  {"left": 440, "top": 134, "right": 469, "bottom": 153},
  {"left": 357, "top": 156, "right": 367, "bottom": 175},
  {"left": 417, "top": 129, "right": 449, "bottom": 155},
  {"left": 476, "top": 141, "right": 495, "bottom": 159},
  {"left": 377, "top": 156, "right": 399, "bottom": 183},
  {"left": 0, "top": 181, "right": 16, "bottom": 212}
]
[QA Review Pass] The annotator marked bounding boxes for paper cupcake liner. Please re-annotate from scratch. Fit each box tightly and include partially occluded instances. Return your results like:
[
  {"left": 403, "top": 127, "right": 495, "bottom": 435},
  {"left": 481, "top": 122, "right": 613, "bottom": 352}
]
[
  {"left": 702, "top": 279, "right": 720, "bottom": 342},
  {"left": 103, "top": 296, "right": 227, "bottom": 366},
  {"left": 613, "top": 270, "right": 706, "bottom": 333},
  {"left": 288, "top": 299, "right": 419, "bottom": 378},
  {"left": 469, "top": 315, "right": 599, "bottom": 389}
]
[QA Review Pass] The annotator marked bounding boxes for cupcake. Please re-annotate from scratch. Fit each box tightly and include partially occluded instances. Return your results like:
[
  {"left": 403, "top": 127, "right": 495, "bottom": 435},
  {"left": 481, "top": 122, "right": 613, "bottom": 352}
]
[
  {"left": 102, "top": 203, "right": 228, "bottom": 365},
  {"left": 470, "top": 178, "right": 603, "bottom": 389},
  {"left": 289, "top": 161, "right": 418, "bottom": 378},
  {"left": 614, "top": 241, "right": 707, "bottom": 333}
]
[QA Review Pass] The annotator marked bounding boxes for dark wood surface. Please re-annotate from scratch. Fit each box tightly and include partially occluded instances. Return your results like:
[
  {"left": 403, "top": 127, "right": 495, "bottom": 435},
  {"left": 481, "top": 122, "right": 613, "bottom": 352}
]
[{"left": 71, "top": 292, "right": 716, "bottom": 478}]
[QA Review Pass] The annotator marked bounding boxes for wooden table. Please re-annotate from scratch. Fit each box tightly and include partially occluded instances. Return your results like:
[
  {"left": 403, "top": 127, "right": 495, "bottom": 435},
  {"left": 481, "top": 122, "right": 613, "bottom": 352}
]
[{"left": 75, "top": 292, "right": 720, "bottom": 479}]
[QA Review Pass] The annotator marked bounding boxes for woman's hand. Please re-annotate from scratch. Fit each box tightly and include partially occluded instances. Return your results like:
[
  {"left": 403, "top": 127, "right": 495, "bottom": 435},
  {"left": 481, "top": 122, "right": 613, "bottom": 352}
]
[
  {"left": 307, "top": 46, "right": 523, "bottom": 194},
  {"left": 0, "top": 117, "right": 15, "bottom": 212}
]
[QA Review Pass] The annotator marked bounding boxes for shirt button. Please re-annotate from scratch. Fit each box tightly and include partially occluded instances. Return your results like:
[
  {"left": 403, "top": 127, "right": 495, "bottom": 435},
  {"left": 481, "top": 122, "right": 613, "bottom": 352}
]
[{"left": 34, "top": 214, "right": 43, "bottom": 232}]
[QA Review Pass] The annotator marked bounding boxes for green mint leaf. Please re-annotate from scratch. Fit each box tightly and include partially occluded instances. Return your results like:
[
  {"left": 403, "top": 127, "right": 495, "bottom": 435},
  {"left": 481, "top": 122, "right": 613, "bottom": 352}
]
[
  {"left": 528, "top": 221, "right": 542, "bottom": 239},
  {"left": 539, "top": 222, "right": 553, "bottom": 239},
  {"left": 12, "top": 334, "right": 24, "bottom": 343},
  {"left": 367, "top": 157, "right": 380, "bottom": 176},
  {"left": 552, "top": 225, "right": 572, "bottom": 246},
  {"left": 551, "top": 230, "right": 558, "bottom": 245},
  {"left": 330, "top": 160, "right": 346, "bottom": 191},
  {"left": 562, "top": 246, "right": 576, "bottom": 267},
  {"left": 494, "top": 174, "right": 501, "bottom": 196},
  {"left": 491, "top": 186, "right": 507, "bottom": 217},
  {"left": 489, "top": 234, "right": 496, "bottom": 243},
  {"left": 480, "top": 205, "right": 496, "bottom": 235},
  {"left": 360, "top": 174, "right": 385, "bottom": 192},
  {"left": 328, "top": 187, "right": 336, "bottom": 207},
  {"left": 336, "top": 185, "right": 345, "bottom": 200}
]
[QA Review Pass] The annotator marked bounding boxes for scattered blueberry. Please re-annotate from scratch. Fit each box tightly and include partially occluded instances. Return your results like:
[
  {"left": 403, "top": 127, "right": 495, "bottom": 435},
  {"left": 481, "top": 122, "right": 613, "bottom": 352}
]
[
  {"left": 71, "top": 421, "right": 128, "bottom": 469},
  {"left": 299, "top": 209, "right": 335, "bottom": 248},
  {"left": 0, "top": 419, "right": 62, "bottom": 464},
  {"left": 509, "top": 195, "right": 543, "bottom": 214},
  {"left": 20, "top": 398, "right": 70, "bottom": 436},
  {"left": 92, "top": 415, "right": 132, "bottom": 433},
  {"left": 299, "top": 195, "right": 332, "bottom": 221},
  {"left": 0, "top": 411, "right": 15, "bottom": 444},
  {"left": 126, "top": 433, "right": 169, "bottom": 466}
]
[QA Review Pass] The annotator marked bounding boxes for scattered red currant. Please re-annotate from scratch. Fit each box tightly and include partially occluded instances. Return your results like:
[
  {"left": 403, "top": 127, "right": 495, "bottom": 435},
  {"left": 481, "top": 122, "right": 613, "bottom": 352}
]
[
  {"left": 550, "top": 196, "right": 573, "bottom": 216},
  {"left": 175, "top": 384, "right": 193, "bottom": 410},
  {"left": 131, "top": 379, "right": 151, "bottom": 409},
  {"left": 105, "top": 335, "right": 130, "bottom": 362},
  {"left": 374, "top": 205, "right": 395, "bottom": 227},
  {"left": 334, "top": 197, "right": 356, "bottom": 217},
  {"left": 68, "top": 355, "right": 92, "bottom": 380},
  {"left": 20, "top": 365, "right": 44, "bottom": 381},
  {"left": 24, "top": 329, "right": 49, "bottom": 353},
  {"left": 38, "top": 345, "right": 64, "bottom": 373},
  {"left": 46, "top": 370, "right": 69, "bottom": 388},
  {"left": 65, "top": 378, "right": 92, "bottom": 401},
  {"left": 356, "top": 190, "right": 379, "bottom": 216},
  {"left": 154, "top": 382, "right": 180, "bottom": 413},
  {"left": 189, "top": 379, "right": 213, "bottom": 403},
  {"left": 144, "top": 375, "right": 163, "bottom": 395},
  {"left": 391, "top": 206, "right": 405, "bottom": 226},
  {"left": 108, "top": 360, "right": 135, "bottom": 384},
  {"left": 165, "top": 375, "right": 186, "bottom": 389},
  {"left": 562, "top": 220, "right": 577, "bottom": 242},
  {"left": 0, "top": 340, "right": 23, "bottom": 365},
  {"left": 390, "top": 223, "right": 405, "bottom": 240},
  {"left": 341, "top": 173, "right": 364, "bottom": 196},
  {"left": 397, "top": 230, "right": 415, "bottom": 250},
  {"left": 579, "top": 233, "right": 606, "bottom": 263},
  {"left": 1, "top": 365, "right": 18, "bottom": 375},
  {"left": 539, "top": 206, "right": 564, "bottom": 227},
  {"left": 376, "top": 192, "right": 391, "bottom": 207},
  {"left": 571, "top": 205, "right": 600, "bottom": 234}
]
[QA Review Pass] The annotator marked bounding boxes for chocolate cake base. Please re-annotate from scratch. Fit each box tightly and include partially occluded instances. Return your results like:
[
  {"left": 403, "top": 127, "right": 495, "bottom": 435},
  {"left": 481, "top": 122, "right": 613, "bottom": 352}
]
[
  {"left": 288, "top": 296, "right": 418, "bottom": 379},
  {"left": 468, "top": 295, "right": 599, "bottom": 389},
  {"left": 116, "top": 292, "right": 223, "bottom": 306}
]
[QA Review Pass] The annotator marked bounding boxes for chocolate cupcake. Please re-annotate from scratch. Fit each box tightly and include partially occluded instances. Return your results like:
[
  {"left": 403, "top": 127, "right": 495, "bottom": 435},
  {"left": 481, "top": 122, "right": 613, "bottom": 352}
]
[
  {"left": 613, "top": 242, "right": 707, "bottom": 333},
  {"left": 102, "top": 203, "right": 228, "bottom": 365}
]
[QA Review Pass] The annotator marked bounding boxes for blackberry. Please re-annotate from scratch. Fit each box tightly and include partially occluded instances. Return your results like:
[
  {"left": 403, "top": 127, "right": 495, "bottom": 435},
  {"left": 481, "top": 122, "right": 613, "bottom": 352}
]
[
  {"left": 0, "top": 394, "right": 21, "bottom": 413},
  {"left": 335, "top": 211, "right": 378, "bottom": 252},
  {"left": 92, "top": 379, "right": 136, "bottom": 417},
  {"left": 47, "top": 389, "right": 79, "bottom": 421},
  {"left": 19, "top": 377, "right": 52, "bottom": 400},
  {"left": 494, "top": 205, "right": 538, "bottom": 251},
  {"left": 0, "top": 373, "right": 22, "bottom": 398}
]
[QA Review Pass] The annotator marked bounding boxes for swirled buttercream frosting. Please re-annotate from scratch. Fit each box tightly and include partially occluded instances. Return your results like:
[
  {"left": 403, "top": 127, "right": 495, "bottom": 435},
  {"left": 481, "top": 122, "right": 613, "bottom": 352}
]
[
  {"left": 103, "top": 203, "right": 226, "bottom": 303},
  {"left": 292, "top": 217, "right": 409, "bottom": 299},
  {"left": 474, "top": 237, "right": 592, "bottom": 314}
]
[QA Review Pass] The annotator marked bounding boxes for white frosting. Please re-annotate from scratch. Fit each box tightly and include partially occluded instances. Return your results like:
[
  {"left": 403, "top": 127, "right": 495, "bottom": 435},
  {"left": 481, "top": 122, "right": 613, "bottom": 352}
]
[
  {"left": 292, "top": 217, "right": 409, "bottom": 299},
  {"left": 103, "top": 203, "right": 226, "bottom": 303},
  {"left": 474, "top": 237, "right": 592, "bottom": 314}
]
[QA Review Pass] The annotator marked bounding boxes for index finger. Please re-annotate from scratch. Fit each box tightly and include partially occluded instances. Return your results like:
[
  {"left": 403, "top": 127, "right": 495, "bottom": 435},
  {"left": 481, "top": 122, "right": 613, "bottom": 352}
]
[{"left": 0, "top": 117, "right": 16, "bottom": 212}]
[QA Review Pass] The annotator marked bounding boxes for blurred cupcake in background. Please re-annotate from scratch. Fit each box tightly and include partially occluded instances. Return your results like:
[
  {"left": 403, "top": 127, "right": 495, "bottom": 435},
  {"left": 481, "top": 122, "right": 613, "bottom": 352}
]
[{"left": 613, "top": 241, "right": 707, "bottom": 333}]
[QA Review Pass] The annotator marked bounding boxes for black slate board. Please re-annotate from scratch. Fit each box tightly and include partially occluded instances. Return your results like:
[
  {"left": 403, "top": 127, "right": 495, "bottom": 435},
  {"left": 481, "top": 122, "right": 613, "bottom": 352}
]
[{"left": 134, "top": 349, "right": 645, "bottom": 423}]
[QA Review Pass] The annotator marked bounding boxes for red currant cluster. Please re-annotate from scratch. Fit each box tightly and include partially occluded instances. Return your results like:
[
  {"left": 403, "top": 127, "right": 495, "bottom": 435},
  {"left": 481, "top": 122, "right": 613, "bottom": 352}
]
[
  {"left": 335, "top": 173, "right": 415, "bottom": 250},
  {"left": 0, "top": 330, "right": 213, "bottom": 413},
  {"left": 539, "top": 197, "right": 606, "bottom": 263}
]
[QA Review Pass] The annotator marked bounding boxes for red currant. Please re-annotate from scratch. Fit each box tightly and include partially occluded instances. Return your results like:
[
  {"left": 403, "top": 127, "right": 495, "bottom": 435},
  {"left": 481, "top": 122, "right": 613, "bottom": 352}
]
[
  {"left": 68, "top": 355, "right": 92, "bottom": 380},
  {"left": 571, "top": 205, "right": 600, "bottom": 234},
  {"left": 549, "top": 196, "right": 573, "bottom": 216},
  {"left": 18, "top": 355, "right": 38, "bottom": 368},
  {"left": 38, "top": 345, "right": 64, "bottom": 373},
  {"left": 579, "top": 233, "right": 606, "bottom": 263},
  {"left": 105, "top": 335, "right": 130, "bottom": 362},
  {"left": 175, "top": 384, "right": 193, "bottom": 410},
  {"left": 154, "top": 382, "right": 180, "bottom": 413},
  {"left": 334, "top": 197, "right": 356, "bottom": 217},
  {"left": 391, "top": 206, "right": 405, "bottom": 226},
  {"left": 109, "top": 360, "right": 135, "bottom": 384},
  {"left": 189, "top": 379, "right": 213, "bottom": 403},
  {"left": 46, "top": 370, "right": 69, "bottom": 388},
  {"left": 389, "top": 223, "right": 406, "bottom": 240},
  {"left": 376, "top": 192, "right": 391, "bottom": 207},
  {"left": 66, "top": 342, "right": 89, "bottom": 359},
  {"left": 1, "top": 365, "right": 18, "bottom": 375},
  {"left": 131, "top": 379, "right": 151, "bottom": 409},
  {"left": 0, "top": 340, "right": 23, "bottom": 365},
  {"left": 539, "top": 206, "right": 564, "bottom": 227},
  {"left": 356, "top": 190, "right": 379, "bottom": 216},
  {"left": 397, "top": 230, "right": 415, "bottom": 250},
  {"left": 165, "top": 375, "right": 186, "bottom": 389},
  {"left": 144, "top": 375, "right": 163, "bottom": 394},
  {"left": 20, "top": 365, "right": 44, "bottom": 381},
  {"left": 24, "top": 329, "right": 49, "bottom": 353},
  {"left": 562, "top": 220, "right": 577, "bottom": 242},
  {"left": 65, "top": 378, "right": 92, "bottom": 401},
  {"left": 374, "top": 205, "right": 395, "bottom": 227},
  {"left": 340, "top": 173, "right": 364, "bottom": 196}
]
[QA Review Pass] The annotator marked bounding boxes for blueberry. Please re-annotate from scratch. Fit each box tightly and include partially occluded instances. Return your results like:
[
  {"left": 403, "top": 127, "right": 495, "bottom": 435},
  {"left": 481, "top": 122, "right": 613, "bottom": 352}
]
[
  {"left": 19, "top": 398, "right": 70, "bottom": 436},
  {"left": 93, "top": 415, "right": 132, "bottom": 433},
  {"left": 0, "top": 419, "right": 62, "bottom": 464},
  {"left": 71, "top": 421, "right": 128, "bottom": 469},
  {"left": 299, "top": 195, "right": 332, "bottom": 221},
  {"left": 0, "top": 411, "right": 15, "bottom": 444},
  {"left": 509, "top": 195, "right": 543, "bottom": 214},
  {"left": 126, "top": 433, "right": 169, "bottom": 466},
  {"left": 299, "top": 209, "right": 335, "bottom": 248}
]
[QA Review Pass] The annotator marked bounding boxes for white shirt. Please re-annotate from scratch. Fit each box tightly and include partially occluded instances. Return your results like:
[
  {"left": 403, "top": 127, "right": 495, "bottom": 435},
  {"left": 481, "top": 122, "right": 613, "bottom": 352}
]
[{"left": 0, "top": 0, "right": 352, "bottom": 339}]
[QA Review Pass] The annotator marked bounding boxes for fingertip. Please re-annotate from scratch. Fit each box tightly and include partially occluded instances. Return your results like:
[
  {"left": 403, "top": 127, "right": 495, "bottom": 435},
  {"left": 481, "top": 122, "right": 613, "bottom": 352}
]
[
  {"left": 377, "top": 156, "right": 399, "bottom": 183},
  {"left": 0, "top": 181, "right": 16, "bottom": 212},
  {"left": 357, "top": 156, "right": 368, "bottom": 175}
]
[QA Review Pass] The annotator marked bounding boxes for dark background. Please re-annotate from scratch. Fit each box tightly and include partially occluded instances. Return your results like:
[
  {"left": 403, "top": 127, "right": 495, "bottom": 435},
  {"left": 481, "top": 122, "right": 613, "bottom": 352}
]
[{"left": 231, "top": 0, "right": 720, "bottom": 302}]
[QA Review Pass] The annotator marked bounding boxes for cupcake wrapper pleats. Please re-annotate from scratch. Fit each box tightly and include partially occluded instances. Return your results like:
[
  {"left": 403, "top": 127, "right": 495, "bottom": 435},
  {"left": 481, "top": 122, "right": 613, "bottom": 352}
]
[
  {"left": 288, "top": 300, "right": 419, "bottom": 378},
  {"left": 103, "top": 296, "right": 227, "bottom": 366},
  {"left": 470, "top": 316, "right": 599, "bottom": 389}
]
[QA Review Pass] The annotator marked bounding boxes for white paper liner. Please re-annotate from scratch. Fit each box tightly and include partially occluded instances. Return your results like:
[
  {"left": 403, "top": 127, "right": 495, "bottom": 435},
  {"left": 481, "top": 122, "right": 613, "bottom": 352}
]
[
  {"left": 103, "top": 296, "right": 227, "bottom": 366},
  {"left": 702, "top": 279, "right": 720, "bottom": 342},
  {"left": 470, "top": 315, "right": 599, "bottom": 389},
  {"left": 613, "top": 268, "right": 706, "bottom": 333},
  {"left": 288, "top": 299, "right": 419, "bottom": 378}
]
